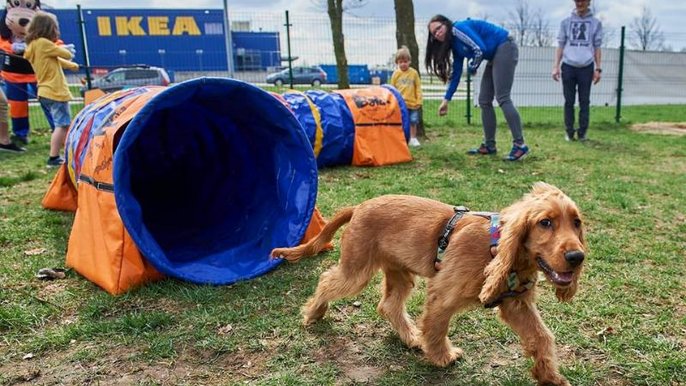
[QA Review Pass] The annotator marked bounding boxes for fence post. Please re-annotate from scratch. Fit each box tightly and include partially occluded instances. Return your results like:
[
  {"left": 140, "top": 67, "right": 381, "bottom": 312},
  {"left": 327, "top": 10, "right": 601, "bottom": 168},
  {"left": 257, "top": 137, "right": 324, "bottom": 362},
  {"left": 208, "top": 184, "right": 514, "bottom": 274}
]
[
  {"left": 615, "top": 26, "right": 625, "bottom": 123},
  {"left": 77, "top": 5, "right": 91, "bottom": 90},
  {"left": 223, "top": 0, "right": 234, "bottom": 77},
  {"left": 284, "top": 10, "right": 294, "bottom": 89},
  {"left": 465, "top": 70, "right": 472, "bottom": 125}
]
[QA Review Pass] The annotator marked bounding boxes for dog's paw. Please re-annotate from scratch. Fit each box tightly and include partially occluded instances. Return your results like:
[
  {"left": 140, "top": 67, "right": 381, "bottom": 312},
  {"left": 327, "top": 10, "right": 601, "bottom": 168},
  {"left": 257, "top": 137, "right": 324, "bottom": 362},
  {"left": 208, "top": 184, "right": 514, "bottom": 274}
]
[
  {"left": 537, "top": 374, "right": 570, "bottom": 386},
  {"left": 302, "top": 301, "right": 328, "bottom": 325},
  {"left": 427, "top": 346, "right": 464, "bottom": 367},
  {"left": 302, "top": 315, "right": 318, "bottom": 326},
  {"left": 405, "top": 334, "right": 422, "bottom": 349},
  {"left": 270, "top": 247, "right": 301, "bottom": 263}
]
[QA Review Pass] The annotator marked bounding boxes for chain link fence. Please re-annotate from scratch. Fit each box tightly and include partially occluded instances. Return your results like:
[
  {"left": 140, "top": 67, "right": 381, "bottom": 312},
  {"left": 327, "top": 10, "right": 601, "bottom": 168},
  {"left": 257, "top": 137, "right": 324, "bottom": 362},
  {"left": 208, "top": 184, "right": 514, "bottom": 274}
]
[{"left": 21, "top": 9, "right": 686, "bottom": 132}]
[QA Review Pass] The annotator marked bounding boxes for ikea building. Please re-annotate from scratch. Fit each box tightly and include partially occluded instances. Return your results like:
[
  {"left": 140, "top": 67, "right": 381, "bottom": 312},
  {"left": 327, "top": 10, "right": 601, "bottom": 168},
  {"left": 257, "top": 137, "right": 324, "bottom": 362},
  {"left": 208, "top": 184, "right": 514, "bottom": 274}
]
[{"left": 52, "top": 9, "right": 280, "bottom": 72}]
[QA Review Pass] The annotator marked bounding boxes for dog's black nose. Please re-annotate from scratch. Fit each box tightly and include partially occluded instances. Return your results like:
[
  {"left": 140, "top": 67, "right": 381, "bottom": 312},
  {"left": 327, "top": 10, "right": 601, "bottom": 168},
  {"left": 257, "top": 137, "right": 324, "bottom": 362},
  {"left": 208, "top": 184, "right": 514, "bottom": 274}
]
[
  {"left": 19, "top": 18, "right": 30, "bottom": 27},
  {"left": 564, "top": 250, "right": 585, "bottom": 267}
]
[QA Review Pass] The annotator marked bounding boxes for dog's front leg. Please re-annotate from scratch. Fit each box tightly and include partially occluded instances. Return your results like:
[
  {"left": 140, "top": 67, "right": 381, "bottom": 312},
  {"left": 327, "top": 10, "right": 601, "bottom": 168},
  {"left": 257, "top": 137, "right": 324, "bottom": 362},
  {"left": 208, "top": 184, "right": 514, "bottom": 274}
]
[
  {"left": 498, "top": 298, "right": 570, "bottom": 386},
  {"left": 418, "top": 294, "right": 471, "bottom": 367}
]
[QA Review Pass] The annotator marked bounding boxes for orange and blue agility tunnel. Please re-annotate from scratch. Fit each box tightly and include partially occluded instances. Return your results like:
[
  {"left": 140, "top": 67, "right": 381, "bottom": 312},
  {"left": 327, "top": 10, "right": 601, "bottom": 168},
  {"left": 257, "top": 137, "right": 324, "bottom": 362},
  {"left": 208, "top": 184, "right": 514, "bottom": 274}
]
[
  {"left": 66, "top": 78, "right": 318, "bottom": 286},
  {"left": 282, "top": 85, "right": 411, "bottom": 168}
]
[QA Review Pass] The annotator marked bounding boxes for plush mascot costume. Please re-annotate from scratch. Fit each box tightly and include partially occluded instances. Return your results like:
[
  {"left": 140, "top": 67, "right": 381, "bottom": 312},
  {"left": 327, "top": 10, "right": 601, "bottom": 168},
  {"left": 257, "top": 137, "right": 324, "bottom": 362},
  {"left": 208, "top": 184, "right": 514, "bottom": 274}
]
[{"left": 0, "top": 0, "right": 47, "bottom": 144}]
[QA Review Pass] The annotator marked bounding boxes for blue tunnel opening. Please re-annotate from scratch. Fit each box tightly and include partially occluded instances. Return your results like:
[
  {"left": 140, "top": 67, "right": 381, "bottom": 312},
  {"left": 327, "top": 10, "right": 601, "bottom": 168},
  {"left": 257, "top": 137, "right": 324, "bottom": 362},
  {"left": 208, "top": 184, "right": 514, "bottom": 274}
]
[{"left": 113, "top": 78, "right": 318, "bottom": 285}]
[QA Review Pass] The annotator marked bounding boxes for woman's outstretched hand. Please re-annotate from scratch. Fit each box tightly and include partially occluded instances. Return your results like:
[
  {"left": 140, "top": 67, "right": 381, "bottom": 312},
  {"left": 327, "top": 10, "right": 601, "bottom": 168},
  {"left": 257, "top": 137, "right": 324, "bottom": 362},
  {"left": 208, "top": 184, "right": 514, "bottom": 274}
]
[{"left": 438, "top": 99, "right": 449, "bottom": 116}]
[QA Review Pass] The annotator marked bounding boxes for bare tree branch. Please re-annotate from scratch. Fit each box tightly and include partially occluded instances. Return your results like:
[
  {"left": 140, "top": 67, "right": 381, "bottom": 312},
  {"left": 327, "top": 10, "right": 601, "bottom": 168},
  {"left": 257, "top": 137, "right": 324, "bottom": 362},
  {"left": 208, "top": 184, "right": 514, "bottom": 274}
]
[
  {"left": 310, "top": 0, "right": 368, "bottom": 12},
  {"left": 507, "top": 0, "right": 552, "bottom": 47},
  {"left": 530, "top": 9, "right": 552, "bottom": 47},
  {"left": 507, "top": 0, "right": 532, "bottom": 46},
  {"left": 310, "top": 0, "right": 368, "bottom": 88},
  {"left": 630, "top": 6, "right": 665, "bottom": 51}
]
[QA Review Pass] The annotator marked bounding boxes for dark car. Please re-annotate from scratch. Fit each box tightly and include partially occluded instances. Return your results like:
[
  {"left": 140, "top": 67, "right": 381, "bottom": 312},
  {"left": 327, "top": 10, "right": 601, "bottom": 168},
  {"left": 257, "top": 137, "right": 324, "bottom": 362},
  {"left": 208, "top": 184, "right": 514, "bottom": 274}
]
[
  {"left": 80, "top": 65, "right": 171, "bottom": 96},
  {"left": 266, "top": 66, "right": 327, "bottom": 86}
]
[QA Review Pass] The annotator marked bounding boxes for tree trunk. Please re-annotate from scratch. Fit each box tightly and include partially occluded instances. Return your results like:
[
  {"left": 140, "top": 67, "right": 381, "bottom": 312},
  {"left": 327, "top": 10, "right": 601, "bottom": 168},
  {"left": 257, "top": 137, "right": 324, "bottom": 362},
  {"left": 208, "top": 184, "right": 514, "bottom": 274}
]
[
  {"left": 393, "top": 0, "right": 420, "bottom": 71},
  {"left": 327, "top": 0, "right": 350, "bottom": 89},
  {"left": 393, "top": 0, "right": 424, "bottom": 137}
]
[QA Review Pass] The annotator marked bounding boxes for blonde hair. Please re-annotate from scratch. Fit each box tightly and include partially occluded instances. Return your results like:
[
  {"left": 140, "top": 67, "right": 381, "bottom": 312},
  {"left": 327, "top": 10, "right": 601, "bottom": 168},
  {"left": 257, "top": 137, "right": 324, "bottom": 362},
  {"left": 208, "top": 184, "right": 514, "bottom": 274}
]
[
  {"left": 395, "top": 46, "right": 411, "bottom": 63},
  {"left": 25, "top": 11, "right": 60, "bottom": 45}
]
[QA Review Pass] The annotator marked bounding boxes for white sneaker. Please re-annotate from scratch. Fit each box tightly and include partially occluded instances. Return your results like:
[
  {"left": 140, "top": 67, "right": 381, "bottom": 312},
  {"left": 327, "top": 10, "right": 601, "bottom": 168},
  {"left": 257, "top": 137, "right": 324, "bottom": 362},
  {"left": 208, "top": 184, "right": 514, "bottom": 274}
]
[{"left": 408, "top": 138, "right": 421, "bottom": 147}]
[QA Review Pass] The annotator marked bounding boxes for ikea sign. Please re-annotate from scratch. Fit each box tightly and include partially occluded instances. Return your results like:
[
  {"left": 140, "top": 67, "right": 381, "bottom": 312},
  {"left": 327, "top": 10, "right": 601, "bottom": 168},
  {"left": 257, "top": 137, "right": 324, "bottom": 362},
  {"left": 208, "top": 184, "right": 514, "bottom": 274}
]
[
  {"left": 95, "top": 16, "right": 203, "bottom": 36},
  {"left": 51, "top": 9, "right": 281, "bottom": 72}
]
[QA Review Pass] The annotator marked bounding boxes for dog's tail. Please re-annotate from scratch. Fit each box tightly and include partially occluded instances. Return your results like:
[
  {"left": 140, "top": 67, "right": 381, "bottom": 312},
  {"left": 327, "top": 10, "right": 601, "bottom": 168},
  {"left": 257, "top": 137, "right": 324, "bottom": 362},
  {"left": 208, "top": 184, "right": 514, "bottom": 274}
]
[{"left": 270, "top": 206, "right": 356, "bottom": 263}]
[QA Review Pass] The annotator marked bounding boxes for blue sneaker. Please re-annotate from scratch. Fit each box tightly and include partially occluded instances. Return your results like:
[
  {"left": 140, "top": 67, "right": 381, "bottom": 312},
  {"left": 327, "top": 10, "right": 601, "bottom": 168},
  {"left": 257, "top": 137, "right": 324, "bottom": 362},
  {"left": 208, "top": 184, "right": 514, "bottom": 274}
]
[
  {"left": 467, "top": 143, "right": 497, "bottom": 155},
  {"left": 503, "top": 144, "right": 529, "bottom": 161}
]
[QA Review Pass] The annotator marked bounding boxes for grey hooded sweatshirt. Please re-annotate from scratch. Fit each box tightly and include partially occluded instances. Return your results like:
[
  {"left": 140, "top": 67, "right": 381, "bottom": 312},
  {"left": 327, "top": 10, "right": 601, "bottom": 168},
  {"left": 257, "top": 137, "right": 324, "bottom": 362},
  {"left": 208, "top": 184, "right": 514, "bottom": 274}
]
[{"left": 558, "top": 9, "right": 603, "bottom": 68}]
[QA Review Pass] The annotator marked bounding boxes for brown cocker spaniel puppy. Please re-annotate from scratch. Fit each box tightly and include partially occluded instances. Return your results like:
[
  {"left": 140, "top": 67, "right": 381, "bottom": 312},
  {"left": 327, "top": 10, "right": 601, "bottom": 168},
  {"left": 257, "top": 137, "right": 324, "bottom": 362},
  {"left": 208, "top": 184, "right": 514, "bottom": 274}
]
[{"left": 271, "top": 182, "right": 586, "bottom": 386}]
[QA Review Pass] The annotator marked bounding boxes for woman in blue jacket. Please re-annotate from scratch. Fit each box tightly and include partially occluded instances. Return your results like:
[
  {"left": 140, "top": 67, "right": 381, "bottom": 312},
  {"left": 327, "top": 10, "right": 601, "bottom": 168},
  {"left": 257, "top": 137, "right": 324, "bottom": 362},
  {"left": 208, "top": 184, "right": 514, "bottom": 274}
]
[{"left": 425, "top": 15, "right": 528, "bottom": 161}]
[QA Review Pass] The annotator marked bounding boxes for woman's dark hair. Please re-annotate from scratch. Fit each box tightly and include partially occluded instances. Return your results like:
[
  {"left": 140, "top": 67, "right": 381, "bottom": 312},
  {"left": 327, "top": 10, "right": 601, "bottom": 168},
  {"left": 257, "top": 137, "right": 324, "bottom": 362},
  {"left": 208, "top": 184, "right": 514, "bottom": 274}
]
[{"left": 424, "top": 14, "right": 453, "bottom": 83}]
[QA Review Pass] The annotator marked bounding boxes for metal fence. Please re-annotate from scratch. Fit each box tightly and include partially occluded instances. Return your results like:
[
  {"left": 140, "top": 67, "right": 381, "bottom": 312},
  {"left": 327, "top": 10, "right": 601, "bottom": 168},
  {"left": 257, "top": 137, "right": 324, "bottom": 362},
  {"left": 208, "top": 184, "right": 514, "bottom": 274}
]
[{"left": 23, "top": 9, "right": 686, "bottom": 132}]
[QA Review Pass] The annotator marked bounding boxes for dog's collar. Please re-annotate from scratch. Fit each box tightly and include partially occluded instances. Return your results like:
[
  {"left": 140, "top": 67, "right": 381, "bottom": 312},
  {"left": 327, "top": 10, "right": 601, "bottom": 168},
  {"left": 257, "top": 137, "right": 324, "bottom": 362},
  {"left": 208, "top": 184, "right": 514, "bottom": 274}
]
[{"left": 483, "top": 272, "right": 534, "bottom": 309}]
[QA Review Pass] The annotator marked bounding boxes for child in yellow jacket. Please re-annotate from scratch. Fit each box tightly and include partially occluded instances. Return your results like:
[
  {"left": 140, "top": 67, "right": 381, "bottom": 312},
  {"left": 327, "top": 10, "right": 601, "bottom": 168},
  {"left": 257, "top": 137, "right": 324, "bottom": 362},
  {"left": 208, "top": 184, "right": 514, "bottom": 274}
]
[
  {"left": 24, "top": 11, "right": 79, "bottom": 167},
  {"left": 390, "top": 46, "right": 423, "bottom": 147}
]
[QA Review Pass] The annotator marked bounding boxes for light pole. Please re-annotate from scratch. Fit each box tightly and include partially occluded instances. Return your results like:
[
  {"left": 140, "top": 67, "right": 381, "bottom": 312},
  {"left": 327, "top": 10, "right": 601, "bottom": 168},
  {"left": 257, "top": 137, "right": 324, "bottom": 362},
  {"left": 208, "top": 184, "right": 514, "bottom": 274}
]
[
  {"left": 119, "top": 49, "right": 127, "bottom": 65},
  {"left": 196, "top": 49, "right": 204, "bottom": 72},
  {"left": 158, "top": 49, "right": 166, "bottom": 68}
]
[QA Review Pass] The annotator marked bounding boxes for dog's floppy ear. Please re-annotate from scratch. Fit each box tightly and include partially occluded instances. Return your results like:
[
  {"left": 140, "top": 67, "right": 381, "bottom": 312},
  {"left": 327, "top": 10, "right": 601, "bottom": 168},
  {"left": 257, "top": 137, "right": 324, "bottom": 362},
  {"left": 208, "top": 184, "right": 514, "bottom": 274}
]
[{"left": 479, "top": 204, "right": 530, "bottom": 304}]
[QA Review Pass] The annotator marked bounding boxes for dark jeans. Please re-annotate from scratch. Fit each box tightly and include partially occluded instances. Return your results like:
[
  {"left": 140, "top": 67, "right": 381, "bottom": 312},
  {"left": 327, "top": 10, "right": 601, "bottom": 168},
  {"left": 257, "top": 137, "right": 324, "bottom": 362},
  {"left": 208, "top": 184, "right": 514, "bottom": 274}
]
[{"left": 561, "top": 63, "right": 594, "bottom": 138}]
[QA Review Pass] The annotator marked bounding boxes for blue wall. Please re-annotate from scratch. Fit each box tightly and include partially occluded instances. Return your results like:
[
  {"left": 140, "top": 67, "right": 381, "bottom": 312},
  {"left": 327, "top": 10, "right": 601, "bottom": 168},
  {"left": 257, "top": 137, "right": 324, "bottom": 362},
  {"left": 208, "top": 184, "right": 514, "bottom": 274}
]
[
  {"left": 319, "top": 64, "right": 371, "bottom": 84},
  {"left": 52, "top": 9, "right": 280, "bottom": 72}
]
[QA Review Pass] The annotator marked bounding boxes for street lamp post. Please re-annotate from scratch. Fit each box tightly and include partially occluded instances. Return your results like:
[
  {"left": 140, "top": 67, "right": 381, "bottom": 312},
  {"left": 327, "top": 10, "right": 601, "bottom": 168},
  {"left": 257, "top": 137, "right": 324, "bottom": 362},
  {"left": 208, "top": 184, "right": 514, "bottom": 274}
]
[
  {"left": 158, "top": 49, "right": 166, "bottom": 68},
  {"left": 119, "top": 49, "right": 127, "bottom": 65},
  {"left": 196, "top": 49, "right": 204, "bottom": 72}
]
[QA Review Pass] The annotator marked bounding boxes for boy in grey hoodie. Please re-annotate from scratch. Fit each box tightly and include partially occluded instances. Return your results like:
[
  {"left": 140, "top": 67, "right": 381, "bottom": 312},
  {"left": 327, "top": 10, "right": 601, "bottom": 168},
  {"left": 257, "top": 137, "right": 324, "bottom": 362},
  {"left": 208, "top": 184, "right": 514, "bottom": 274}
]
[{"left": 552, "top": 0, "right": 602, "bottom": 141}]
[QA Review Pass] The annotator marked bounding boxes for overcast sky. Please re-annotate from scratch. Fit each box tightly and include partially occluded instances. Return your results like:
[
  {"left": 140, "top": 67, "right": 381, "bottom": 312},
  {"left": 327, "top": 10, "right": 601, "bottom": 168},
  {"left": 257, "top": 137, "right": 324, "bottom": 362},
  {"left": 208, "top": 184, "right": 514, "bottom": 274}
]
[
  {"left": 47, "top": 0, "right": 682, "bottom": 30},
  {"left": 48, "top": 0, "right": 684, "bottom": 49}
]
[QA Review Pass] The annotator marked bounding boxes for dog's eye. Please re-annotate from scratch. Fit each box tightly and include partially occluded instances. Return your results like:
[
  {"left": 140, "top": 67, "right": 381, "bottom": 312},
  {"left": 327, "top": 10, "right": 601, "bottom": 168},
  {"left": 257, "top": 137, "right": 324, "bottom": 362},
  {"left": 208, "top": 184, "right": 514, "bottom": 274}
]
[
  {"left": 26, "top": 1, "right": 33, "bottom": 8},
  {"left": 539, "top": 219, "right": 552, "bottom": 228},
  {"left": 574, "top": 218, "right": 582, "bottom": 228}
]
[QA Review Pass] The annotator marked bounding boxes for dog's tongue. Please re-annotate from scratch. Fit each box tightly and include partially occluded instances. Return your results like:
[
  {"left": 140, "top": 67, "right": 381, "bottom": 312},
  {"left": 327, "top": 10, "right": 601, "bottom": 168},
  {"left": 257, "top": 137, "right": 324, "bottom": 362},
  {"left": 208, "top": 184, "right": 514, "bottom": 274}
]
[{"left": 551, "top": 271, "right": 573, "bottom": 285}]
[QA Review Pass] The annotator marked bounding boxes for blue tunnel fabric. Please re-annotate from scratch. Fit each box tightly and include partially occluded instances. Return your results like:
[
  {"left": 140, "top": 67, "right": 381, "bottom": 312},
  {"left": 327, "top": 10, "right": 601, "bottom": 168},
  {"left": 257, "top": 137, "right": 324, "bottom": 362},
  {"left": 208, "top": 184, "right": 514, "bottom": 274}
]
[
  {"left": 382, "top": 84, "right": 411, "bottom": 142},
  {"left": 282, "top": 92, "right": 317, "bottom": 147},
  {"left": 304, "top": 90, "right": 355, "bottom": 168},
  {"left": 113, "top": 78, "right": 318, "bottom": 285}
]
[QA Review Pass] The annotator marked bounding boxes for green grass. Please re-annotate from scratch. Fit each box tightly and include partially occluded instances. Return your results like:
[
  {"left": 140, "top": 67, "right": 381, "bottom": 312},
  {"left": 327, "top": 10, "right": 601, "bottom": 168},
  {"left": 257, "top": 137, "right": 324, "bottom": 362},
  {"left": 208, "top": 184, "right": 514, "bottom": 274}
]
[{"left": 0, "top": 103, "right": 685, "bottom": 385}]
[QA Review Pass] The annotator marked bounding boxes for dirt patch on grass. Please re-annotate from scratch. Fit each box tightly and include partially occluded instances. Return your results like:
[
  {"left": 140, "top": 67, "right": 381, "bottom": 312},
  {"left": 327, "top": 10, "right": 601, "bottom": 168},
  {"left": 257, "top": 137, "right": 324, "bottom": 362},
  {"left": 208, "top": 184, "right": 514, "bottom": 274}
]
[
  {"left": 0, "top": 344, "right": 264, "bottom": 385},
  {"left": 630, "top": 122, "right": 686, "bottom": 136},
  {"left": 313, "top": 336, "right": 385, "bottom": 383}
]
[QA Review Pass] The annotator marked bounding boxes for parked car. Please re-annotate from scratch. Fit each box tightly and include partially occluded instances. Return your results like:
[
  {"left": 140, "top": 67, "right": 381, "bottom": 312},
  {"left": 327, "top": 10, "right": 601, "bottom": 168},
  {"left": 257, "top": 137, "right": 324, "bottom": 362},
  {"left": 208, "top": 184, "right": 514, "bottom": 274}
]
[
  {"left": 80, "top": 65, "right": 171, "bottom": 96},
  {"left": 266, "top": 66, "right": 327, "bottom": 86}
]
